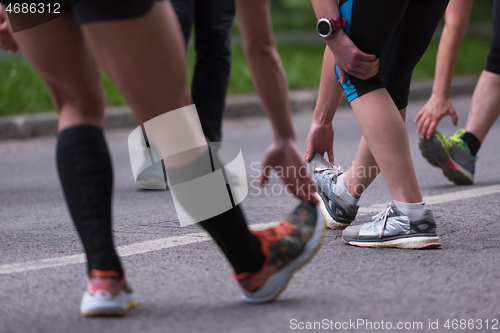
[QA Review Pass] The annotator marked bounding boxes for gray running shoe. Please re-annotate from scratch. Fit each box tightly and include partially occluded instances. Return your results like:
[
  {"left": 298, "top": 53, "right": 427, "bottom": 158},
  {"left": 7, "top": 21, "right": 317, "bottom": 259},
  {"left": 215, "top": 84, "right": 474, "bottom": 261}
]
[
  {"left": 307, "top": 152, "right": 358, "bottom": 229},
  {"left": 342, "top": 202, "right": 441, "bottom": 249},
  {"left": 419, "top": 129, "right": 477, "bottom": 185}
]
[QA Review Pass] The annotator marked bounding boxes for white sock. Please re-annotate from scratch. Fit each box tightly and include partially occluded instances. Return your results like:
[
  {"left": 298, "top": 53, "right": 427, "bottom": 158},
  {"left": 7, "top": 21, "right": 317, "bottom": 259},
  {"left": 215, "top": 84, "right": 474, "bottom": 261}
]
[
  {"left": 334, "top": 174, "right": 359, "bottom": 207},
  {"left": 393, "top": 200, "right": 426, "bottom": 220}
]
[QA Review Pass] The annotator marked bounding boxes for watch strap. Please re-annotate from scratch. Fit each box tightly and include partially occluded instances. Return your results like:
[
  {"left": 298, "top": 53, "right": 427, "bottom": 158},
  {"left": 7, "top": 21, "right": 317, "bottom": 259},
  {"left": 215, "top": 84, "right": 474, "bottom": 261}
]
[{"left": 331, "top": 18, "right": 346, "bottom": 31}]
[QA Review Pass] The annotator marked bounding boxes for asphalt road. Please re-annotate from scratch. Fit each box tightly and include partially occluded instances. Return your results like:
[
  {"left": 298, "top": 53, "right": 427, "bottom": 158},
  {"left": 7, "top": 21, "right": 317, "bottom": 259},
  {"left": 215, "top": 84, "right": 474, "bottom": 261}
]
[{"left": 1, "top": 96, "right": 499, "bottom": 333}]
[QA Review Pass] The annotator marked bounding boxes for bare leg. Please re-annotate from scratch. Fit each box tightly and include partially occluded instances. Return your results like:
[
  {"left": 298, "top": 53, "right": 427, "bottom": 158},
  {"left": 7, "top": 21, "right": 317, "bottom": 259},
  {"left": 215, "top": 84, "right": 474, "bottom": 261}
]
[
  {"left": 13, "top": 15, "right": 123, "bottom": 279},
  {"left": 344, "top": 108, "right": 407, "bottom": 199},
  {"left": 464, "top": 70, "right": 500, "bottom": 142},
  {"left": 81, "top": 1, "right": 189, "bottom": 124},
  {"left": 350, "top": 89, "right": 422, "bottom": 203},
  {"left": 14, "top": 14, "right": 105, "bottom": 130},
  {"left": 308, "top": 47, "right": 412, "bottom": 200}
]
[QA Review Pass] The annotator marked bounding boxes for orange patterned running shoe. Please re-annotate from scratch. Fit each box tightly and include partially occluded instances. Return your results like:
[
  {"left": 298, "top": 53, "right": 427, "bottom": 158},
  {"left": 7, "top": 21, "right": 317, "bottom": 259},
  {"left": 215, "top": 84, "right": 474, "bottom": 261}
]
[
  {"left": 234, "top": 202, "right": 325, "bottom": 303},
  {"left": 80, "top": 270, "right": 137, "bottom": 316}
]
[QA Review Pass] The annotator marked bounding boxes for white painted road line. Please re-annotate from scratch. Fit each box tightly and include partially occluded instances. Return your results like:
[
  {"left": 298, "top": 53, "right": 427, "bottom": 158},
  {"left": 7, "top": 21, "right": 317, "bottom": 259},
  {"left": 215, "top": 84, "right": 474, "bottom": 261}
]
[
  {"left": 359, "top": 184, "right": 500, "bottom": 215},
  {"left": 0, "top": 222, "right": 279, "bottom": 275},
  {"left": 1, "top": 185, "right": 499, "bottom": 275}
]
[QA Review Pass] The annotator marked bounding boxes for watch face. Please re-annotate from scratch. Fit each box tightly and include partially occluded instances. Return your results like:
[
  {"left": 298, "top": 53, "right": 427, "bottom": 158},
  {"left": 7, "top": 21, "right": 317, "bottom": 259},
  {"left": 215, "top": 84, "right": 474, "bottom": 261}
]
[{"left": 317, "top": 21, "right": 331, "bottom": 37}]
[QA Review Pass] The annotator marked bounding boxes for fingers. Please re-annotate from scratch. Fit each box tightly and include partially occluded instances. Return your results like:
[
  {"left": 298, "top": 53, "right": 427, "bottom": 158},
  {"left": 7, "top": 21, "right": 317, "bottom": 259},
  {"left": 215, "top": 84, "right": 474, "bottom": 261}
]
[
  {"left": 414, "top": 110, "right": 423, "bottom": 124},
  {"left": 450, "top": 110, "right": 459, "bottom": 126},
  {"left": 338, "top": 66, "right": 347, "bottom": 84},
  {"left": 349, "top": 54, "right": 379, "bottom": 80},
  {"left": 416, "top": 114, "right": 424, "bottom": 136},
  {"left": 357, "top": 51, "right": 377, "bottom": 62},
  {"left": 287, "top": 177, "right": 319, "bottom": 204},
  {"left": 426, "top": 120, "right": 438, "bottom": 140},
  {"left": 303, "top": 141, "right": 313, "bottom": 162},
  {"left": 0, "top": 19, "right": 18, "bottom": 53},
  {"left": 327, "top": 149, "right": 334, "bottom": 164},
  {"left": 354, "top": 57, "right": 379, "bottom": 72},
  {"left": 420, "top": 117, "right": 432, "bottom": 139},
  {"left": 345, "top": 63, "right": 379, "bottom": 81}
]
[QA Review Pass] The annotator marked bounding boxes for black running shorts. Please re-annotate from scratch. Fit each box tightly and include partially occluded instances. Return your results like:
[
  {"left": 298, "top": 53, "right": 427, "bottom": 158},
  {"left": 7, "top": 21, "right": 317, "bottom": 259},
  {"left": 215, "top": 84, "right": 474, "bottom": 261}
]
[
  {"left": 1, "top": 0, "right": 159, "bottom": 25},
  {"left": 68, "top": 0, "right": 158, "bottom": 25},
  {"left": 336, "top": 0, "right": 449, "bottom": 110}
]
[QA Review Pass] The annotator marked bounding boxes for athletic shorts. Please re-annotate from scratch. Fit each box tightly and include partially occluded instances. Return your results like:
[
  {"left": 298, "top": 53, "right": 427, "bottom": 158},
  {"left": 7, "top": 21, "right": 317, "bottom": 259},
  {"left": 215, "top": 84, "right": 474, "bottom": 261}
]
[
  {"left": 486, "top": 0, "right": 500, "bottom": 75},
  {"left": 336, "top": 0, "right": 449, "bottom": 110},
  {"left": 2, "top": 0, "right": 158, "bottom": 29}
]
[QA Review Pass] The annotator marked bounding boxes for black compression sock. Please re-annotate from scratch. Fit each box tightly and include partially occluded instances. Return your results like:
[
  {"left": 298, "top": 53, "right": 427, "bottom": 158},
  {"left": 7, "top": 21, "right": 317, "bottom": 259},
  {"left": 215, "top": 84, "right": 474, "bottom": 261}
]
[
  {"left": 462, "top": 132, "right": 481, "bottom": 155},
  {"left": 199, "top": 205, "right": 265, "bottom": 275},
  {"left": 56, "top": 125, "right": 123, "bottom": 277}
]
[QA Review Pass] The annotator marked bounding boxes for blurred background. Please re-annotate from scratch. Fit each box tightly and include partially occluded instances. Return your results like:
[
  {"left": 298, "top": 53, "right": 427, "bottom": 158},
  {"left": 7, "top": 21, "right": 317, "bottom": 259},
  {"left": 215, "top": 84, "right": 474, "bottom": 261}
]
[{"left": 0, "top": 0, "right": 494, "bottom": 116}]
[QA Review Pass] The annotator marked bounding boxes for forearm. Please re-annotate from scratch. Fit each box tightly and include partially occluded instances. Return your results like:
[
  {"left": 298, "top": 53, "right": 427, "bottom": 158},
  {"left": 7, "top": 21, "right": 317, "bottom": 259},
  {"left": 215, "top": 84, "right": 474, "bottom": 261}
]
[
  {"left": 244, "top": 44, "right": 295, "bottom": 140},
  {"left": 237, "top": 0, "right": 295, "bottom": 141},
  {"left": 313, "top": 46, "right": 342, "bottom": 124},
  {"left": 310, "top": 0, "right": 341, "bottom": 22},
  {"left": 310, "top": 0, "right": 345, "bottom": 53},
  {"left": 432, "top": 0, "right": 473, "bottom": 97},
  {"left": 432, "top": 27, "right": 467, "bottom": 97}
]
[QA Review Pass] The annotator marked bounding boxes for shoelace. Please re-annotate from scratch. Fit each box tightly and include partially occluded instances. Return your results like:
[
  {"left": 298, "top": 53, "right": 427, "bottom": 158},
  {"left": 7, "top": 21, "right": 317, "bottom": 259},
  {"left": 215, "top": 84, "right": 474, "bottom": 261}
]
[
  {"left": 371, "top": 203, "right": 393, "bottom": 239},
  {"left": 322, "top": 165, "right": 343, "bottom": 180},
  {"left": 449, "top": 130, "right": 469, "bottom": 152}
]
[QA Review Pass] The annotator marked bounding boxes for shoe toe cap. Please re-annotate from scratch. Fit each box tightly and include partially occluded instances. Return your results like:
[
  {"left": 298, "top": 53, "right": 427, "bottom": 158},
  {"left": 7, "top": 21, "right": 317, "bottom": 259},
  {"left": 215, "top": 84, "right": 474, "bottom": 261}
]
[{"left": 342, "top": 224, "right": 363, "bottom": 240}]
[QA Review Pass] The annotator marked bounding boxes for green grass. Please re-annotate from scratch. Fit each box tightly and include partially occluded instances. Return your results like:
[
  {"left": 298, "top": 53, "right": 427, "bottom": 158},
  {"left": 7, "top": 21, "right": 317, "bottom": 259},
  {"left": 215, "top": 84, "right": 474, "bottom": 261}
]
[
  {"left": 263, "top": 0, "right": 493, "bottom": 32},
  {"left": 469, "top": 0, "right": 495, "bottom": 22},
  {"left": 0, "top": 35, "right": 491, "bottom": 116},
  {"left": 413, "top": 35, "right": 490, "bottom": 80}
]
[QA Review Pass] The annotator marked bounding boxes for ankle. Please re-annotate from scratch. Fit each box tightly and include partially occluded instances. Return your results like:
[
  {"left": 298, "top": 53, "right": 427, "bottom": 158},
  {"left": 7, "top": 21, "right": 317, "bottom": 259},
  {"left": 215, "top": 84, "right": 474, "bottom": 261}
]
[
  {"left": 393, "top": 200, "right": 426, "bottom": 220},
  {"left": 336, "top": 174, "right": 360, "bottom": 205}
]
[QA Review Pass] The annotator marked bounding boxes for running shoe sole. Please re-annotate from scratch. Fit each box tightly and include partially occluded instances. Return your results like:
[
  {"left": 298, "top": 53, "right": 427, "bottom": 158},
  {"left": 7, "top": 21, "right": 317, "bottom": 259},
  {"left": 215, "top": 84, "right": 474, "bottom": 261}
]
[
  {"left": 419, "top": 135, "right": 473, "bottom": 185},
  {"left": 80, "top": 293, "right": 137, "bottom": 316},
  {"left": 314, "top": 192, "right": 352, "bottom": 230},
  {"left": 342, "top": 232, "right": 441, "bottom": 249},
  {"left": 240, "top": 205, "right": 326, "bottom": 303}
]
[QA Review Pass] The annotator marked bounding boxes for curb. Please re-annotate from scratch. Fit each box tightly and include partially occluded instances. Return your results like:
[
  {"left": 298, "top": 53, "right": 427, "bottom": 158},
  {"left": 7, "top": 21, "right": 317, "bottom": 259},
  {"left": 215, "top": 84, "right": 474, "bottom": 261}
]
[{"left": 0, "top": 76, "right": 478, "bottom": 141}]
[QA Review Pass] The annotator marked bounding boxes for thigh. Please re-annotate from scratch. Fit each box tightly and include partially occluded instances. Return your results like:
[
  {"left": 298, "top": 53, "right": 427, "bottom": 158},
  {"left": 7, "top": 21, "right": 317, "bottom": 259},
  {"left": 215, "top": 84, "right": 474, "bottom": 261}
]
[
  {"left": 381, "top": 0, "right": 449, "bottom": 110},
  {"left": 486, "top": 0, "right": 500, "bottom": 75},
  {"left": 337, "top": 0, "right": 409, "bottom": 101},
  {"left": 13, "top": 12, "right": 105, "bottom": 130}
]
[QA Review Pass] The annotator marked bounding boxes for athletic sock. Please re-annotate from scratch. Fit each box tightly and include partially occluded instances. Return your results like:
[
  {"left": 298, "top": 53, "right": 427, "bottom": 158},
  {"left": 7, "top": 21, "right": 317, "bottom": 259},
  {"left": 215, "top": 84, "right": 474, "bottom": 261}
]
[
  {"left": 334, "top": 173, "right": 359, "bottom": 206},
  {"left": 393, "top": 200, "right": 426, "bottom": 221},
  {"left": 199, "top": 206, "right": 265, "bottom": 275},
  {"left": 462, "top": 132, "right": 481, "bottom": 155},
  {"left": 56, "top": 125, "right": 123, "bottom": 277}
]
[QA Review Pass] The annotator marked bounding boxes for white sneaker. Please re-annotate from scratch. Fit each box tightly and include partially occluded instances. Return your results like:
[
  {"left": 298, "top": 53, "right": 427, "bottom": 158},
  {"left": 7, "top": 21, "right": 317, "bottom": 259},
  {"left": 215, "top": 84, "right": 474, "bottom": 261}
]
[{"left": 80, "top": 270, "right": 137, "bottom": 316}]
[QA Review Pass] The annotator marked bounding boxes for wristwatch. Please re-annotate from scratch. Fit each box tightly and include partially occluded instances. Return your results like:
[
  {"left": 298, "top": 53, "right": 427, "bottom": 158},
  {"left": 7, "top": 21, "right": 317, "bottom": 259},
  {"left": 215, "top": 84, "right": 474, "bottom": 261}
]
[{"left": 316, "top": 18, "right": 347, "bottom": 38}]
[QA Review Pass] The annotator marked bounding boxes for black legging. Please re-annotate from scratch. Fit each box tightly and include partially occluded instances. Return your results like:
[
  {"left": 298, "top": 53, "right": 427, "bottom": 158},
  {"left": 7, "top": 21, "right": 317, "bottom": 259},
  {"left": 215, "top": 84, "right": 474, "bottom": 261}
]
[
  {"left": 336, "top": 0, "right": 449, "bottom": 110},
  {"left": 171, "top": 0, "right": 235, "bottom": 142},
  {"left": 486, "top": 0, "right": 500, "bottom": 75}
]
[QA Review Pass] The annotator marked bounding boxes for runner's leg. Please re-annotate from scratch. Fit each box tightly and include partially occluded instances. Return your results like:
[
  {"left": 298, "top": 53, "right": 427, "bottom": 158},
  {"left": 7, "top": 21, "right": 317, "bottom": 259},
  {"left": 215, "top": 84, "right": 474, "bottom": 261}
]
[
  {"left": 13, "top": 13, "right": 123, "bottom": 276},
  {"left": 80, "top": 1, "right": 265, "bottom": 274}
]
